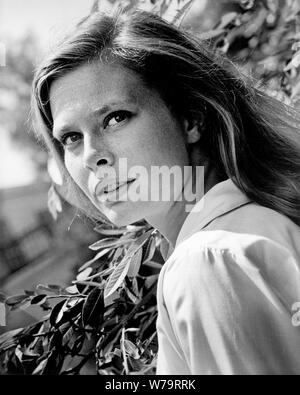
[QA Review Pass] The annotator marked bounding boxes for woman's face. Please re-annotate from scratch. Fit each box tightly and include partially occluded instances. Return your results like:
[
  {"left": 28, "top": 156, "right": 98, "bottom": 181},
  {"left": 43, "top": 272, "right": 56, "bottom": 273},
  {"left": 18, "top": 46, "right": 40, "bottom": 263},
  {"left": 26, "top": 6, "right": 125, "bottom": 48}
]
[{"left": 50, "top": 61, "right": 191, "bottom": 226}]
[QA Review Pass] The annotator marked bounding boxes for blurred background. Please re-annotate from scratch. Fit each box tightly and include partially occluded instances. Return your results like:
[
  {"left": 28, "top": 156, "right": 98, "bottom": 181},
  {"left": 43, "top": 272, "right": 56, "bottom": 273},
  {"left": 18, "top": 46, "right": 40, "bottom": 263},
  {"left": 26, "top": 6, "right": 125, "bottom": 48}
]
[
  {"left": 1, "top": 0, "right": 299, "bottom": 330},
  {"left": 0, "top": 0, "right": 109, "bottom": 330}
]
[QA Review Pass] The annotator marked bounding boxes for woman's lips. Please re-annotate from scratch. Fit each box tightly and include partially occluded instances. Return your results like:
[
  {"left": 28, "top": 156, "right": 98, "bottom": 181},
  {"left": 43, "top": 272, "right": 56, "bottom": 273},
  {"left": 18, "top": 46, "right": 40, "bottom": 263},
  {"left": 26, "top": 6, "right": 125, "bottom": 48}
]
[{"left": 95, "top": 178, "right": 136, "bottom": 201}]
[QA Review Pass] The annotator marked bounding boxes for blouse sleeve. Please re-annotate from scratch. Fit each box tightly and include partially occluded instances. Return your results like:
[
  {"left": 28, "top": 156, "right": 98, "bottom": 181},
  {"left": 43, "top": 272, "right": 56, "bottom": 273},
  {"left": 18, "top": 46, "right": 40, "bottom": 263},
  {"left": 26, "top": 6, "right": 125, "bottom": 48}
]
[{"left": 157, "top": 231, "right": 300, "bottom": 375}]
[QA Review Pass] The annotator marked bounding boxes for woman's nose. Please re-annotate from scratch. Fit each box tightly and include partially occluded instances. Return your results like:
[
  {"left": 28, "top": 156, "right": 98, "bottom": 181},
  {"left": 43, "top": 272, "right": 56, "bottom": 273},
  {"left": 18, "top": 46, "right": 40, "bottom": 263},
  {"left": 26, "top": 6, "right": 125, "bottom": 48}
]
[{"left": 82, "top": 143, "right": 114, "bottom": 173}]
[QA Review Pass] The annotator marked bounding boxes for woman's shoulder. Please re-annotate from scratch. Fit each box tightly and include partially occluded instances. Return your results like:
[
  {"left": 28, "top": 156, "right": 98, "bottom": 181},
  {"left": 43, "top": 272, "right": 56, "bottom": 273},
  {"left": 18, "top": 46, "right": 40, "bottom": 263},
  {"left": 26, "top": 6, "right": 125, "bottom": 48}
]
[
  {"left": 209, "top": 201, "right": 300, "bottom": 241},
  {"left": 160, "top": 229, "right": 300, "bottom": 313},
  {"left": 159, "top": 195, "right": 300, "bottom": 301},
  {"left": 176, "top": 179, "right": 300, "bottom": 264},
  {"left": 162, "top": 228, "right": 300, "bottom": 294},
  {"left": 171, "top": 227, "right": 296, "bottom": 266},
  {"left": 196, "top": 200, "right": 300, "bottom": 264}
]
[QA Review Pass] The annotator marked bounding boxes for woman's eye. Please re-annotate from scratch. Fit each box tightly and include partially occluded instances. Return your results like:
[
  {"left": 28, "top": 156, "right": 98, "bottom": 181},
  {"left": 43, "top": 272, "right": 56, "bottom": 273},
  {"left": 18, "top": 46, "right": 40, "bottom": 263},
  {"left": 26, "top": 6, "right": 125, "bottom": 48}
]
[
  {"left": 104, "top": 111, "right": 132, "bottom": 129},
  {"left": 61, "top": 133, "right": 81, "bottom": 146}
]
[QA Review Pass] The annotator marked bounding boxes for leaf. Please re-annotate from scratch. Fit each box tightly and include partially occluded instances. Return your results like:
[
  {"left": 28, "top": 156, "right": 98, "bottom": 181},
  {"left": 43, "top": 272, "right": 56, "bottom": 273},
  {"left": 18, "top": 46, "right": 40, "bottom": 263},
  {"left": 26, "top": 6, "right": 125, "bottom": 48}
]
[
  {"left": 65, "top": 299, "right": 84, "bottom": 321},
  {"left": 28, "top": 323, "right": 45, "bottom": 353},
  {"left": 70, "top": 335, "right": 85, "bottom": 357},
  {"left": 104, "top": 256, "right": 131, "bottom": 300},
  {"left": 218, "top": 12, "right": 238, "bottom": 29},
  {"left": 127, "top": 248, "right": 143, "bottom": 278},
  {"left": 122, "top": 339, "right": 140, "bottom": 359},
  {"left": 131, "top": 277, "right": 140, "bottom": 299},
  {"left": 284, "top": 51, "right": 300, "bottom": 71},
  {"left": 78, "top": 248, "right": 110, "bottom": 272},
  {"left": 104, "top": 230, "right": 154, "bottom": 299},
  {"left": 32, "top": 351, "right": 61, "bottom": 375},
  {"left": 159, "top": 237, "right": 171, "bottom": 261},
  {"left": 139, "top": 311, "right": 158, "bottom": 340},
  {"left": 5, "top": 294, "right": 28, "bottom": 306},
  {"left": 126, "top": 229, "right": 154, "bottom": 257},
  {"left": 32, "top": 338, "right": 44, "bottom": 357},
  {"left": 0, "top": 328, "right": 24, "bottom": 351},
  {"left": 125, "top": 287, "right": 139, "bottom": 304},
  {"left": 65, "top": 285, "right": 79, "bottom": 294},
  {"left": 89, "top": 237, "right": 117, "bottom": 250},
  {"left": 145, "top": 274, "right": 159, "bottom": 289},
  {"left": 126, "top": 225, "right": 148, "bottom": 233},
  {"left": 62, "top": 327, "right": 75, "bottom": 347},
  {"left": 144, "top": 261, "right": 163, "bottom": 270},
  {"left": 171, "top": 0, "right": 195, "bottom": 26},
  {"left": 93, "top": 226, "right": 127, "bottom": 236},
  {"left": 32, "top": 357, "right": 48, "bottom": 375},
  {"left": 49, "top": 300, "right": 67, "bottom": 327},
  {"left": 5, "top": 294, "right": 29, "bottom": 307},
  {"left": 151, "top": 0, "right": 170, "bottom": 17},
  {"left": 30, "top": 295, "right": 48, "bottom": 306},
  {"left": 143, "top": 237, "right": 157, "bottom": 263},
  {"left": 47, "top": 184, "right": 62, "bottom": 221},
  {"left": 76, "top": 267, "right": 93, "bottom": 282},
  {"left": 103, "top": 289, "right": 119, "bottom": 308},
  {"left": 112, "top": 247, "right": 124, "bottom": 262},
  {"left": 51, "top": 299, "right": 83, "bottom": 329},
  {"left": 140, "top": 260, "right": 162, "bottom": 277},
  {"left": 89, "top": 237, "right": 134, "bottom": 251},
  {"left": 36, "top": 284, "right": 64, "bottom": 295},
  {"left": 14, "top": 347, "right": 23, "bottom": 366},
  {"left": 82, "top": 287, "right": 104, "bottom": 327},
  {"left": 93, "top": 223, "right": 146, "bottom": 235}
]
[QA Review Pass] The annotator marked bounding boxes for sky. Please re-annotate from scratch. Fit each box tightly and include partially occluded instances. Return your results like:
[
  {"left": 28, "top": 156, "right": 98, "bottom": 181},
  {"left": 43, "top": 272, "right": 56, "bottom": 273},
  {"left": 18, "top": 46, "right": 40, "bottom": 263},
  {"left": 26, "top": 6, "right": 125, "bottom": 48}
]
[{"left": 0, "top": 0, "right": 103, "bottom": 189}]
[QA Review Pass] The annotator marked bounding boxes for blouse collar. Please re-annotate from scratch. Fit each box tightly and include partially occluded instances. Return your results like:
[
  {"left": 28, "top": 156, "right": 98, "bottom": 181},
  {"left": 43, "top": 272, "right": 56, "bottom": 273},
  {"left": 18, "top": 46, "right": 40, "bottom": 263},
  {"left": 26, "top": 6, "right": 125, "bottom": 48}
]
[{"left": 175, "top": 178, "right": 252, "bottom": 248}]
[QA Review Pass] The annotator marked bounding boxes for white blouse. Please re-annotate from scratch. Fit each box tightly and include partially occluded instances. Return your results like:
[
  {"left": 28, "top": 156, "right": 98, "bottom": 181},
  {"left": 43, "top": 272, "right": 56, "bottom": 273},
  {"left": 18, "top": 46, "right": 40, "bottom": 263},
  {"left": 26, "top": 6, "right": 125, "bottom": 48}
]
[{"left": 156, "top": 179, "right": 300, "bottom": 374}]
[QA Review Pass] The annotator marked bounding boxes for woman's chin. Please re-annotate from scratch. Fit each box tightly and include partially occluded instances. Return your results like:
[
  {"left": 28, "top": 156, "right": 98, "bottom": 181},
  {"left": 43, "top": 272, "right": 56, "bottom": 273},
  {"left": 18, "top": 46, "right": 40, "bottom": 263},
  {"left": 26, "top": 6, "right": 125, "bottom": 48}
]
[
  {"left": 101, "top": 205, "right": 141, "bottom": 228},
  {"left": 94, "top": 199, "right": 155, "bottom": 228}
]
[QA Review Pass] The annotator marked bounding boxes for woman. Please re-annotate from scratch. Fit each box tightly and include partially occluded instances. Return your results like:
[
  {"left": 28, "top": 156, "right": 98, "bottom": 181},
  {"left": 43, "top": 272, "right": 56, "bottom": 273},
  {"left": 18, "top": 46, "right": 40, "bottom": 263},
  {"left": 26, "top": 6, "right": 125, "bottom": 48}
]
[{"left": 32, "top": 9, "right": 300, "bottom": 374}]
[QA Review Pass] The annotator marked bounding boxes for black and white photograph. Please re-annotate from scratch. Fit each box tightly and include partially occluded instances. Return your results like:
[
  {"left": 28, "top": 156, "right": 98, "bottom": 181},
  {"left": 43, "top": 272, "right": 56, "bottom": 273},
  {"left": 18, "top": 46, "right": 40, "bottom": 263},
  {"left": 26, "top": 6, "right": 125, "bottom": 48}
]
[{"left": 0, "top": 0, "right": 300, "bottom": 377}]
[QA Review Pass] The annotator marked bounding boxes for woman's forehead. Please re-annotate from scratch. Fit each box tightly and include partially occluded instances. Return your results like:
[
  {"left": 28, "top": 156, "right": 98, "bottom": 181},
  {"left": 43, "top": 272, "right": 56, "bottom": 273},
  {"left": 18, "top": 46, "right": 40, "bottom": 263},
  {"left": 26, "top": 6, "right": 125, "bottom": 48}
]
[
  {"left": 49, "top": 60, "right": 166, "bottom": 131},
  {"left": 49, "top": 61, "right": 147, "bottom": 115}
]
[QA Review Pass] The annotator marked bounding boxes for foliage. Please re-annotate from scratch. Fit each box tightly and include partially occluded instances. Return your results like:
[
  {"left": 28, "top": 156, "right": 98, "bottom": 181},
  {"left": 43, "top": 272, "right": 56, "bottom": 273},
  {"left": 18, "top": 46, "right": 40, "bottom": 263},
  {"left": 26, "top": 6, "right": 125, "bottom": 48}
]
[
  {"left": 0, "top": 221, "right": 171, "bottom": 374},
  {"left": 1, "top": 0, "right": 300, "bottom": 375},
  {"left": 193, "top": 0, "right": 300, "bottom": 106}
]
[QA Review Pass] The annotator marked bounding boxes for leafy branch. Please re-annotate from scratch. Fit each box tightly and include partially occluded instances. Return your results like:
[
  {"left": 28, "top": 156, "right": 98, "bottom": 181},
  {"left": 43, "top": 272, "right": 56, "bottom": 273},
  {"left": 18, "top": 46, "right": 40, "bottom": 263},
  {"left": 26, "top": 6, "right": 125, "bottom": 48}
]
[{"left": 0, "top": 220, "right": 171, "bottom": 375}]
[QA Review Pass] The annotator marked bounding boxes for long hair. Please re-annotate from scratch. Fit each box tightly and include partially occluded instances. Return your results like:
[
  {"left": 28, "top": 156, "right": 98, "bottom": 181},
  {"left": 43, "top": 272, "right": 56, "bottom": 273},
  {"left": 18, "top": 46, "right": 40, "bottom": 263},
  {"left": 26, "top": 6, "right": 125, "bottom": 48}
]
[{"left": 32, "top": 9, "right": 300, "bottom": 226}]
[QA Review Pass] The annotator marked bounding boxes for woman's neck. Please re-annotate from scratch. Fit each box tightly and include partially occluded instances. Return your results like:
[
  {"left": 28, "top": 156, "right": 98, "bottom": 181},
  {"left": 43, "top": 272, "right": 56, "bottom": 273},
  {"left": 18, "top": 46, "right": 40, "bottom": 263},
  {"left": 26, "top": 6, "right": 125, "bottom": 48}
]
[{"left": 145, "top": 162, "right": 222, "bottom": 248}]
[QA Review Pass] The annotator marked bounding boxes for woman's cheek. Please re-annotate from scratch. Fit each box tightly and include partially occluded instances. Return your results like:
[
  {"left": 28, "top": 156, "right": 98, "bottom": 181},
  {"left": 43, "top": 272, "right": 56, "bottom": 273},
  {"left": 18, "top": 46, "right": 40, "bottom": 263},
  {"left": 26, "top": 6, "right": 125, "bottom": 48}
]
[{"left": 65, "top": 155, "right": 87, "bottom": 191}]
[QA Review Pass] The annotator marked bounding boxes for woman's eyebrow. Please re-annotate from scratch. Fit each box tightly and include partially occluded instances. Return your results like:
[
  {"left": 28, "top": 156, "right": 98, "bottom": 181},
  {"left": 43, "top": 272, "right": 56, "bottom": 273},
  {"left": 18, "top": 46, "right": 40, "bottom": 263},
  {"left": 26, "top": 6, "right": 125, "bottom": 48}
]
[
  {"left": 52, "top": 97, "right": 138, "bottom": 137},
  {"left": 91, "top": 97, "right": 138, "bottom": 117}
]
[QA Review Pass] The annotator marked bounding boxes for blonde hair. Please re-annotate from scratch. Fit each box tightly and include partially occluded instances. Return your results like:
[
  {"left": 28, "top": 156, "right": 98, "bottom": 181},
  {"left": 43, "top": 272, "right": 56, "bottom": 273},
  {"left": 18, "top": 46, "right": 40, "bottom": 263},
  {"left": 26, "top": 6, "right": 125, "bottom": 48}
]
[{"left": 32, "top": 10, "right": 300, "bottom": 226}]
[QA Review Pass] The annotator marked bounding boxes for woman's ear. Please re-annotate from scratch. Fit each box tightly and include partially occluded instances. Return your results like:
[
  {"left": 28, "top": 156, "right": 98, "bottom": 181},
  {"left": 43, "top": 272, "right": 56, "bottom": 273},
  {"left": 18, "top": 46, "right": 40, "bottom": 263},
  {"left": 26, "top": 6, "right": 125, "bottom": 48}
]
[{"left": 183, "top": 119, "right": 201, "bottom": 144}]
